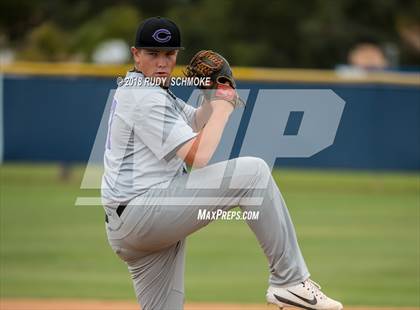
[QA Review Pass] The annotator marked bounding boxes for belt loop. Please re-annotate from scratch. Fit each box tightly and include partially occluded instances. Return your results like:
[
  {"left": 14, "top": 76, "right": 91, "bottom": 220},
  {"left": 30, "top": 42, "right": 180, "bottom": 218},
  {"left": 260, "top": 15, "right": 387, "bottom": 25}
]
[{"left": 105, "top": 203, "right": 127, "bottom": 223}]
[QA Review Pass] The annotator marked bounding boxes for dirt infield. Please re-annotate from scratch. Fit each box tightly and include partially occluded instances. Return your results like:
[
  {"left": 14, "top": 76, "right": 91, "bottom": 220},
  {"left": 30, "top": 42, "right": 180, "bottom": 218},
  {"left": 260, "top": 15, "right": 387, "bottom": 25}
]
[{"left": 1, "top": 299, "right": 418, "bottom": 310}]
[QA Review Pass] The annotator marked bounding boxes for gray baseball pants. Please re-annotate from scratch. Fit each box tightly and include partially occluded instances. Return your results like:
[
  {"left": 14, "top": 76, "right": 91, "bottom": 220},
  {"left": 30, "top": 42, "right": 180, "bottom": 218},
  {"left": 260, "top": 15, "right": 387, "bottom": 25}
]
[{"left": 105, "top": 157, "right": 309, "bottom": 310}]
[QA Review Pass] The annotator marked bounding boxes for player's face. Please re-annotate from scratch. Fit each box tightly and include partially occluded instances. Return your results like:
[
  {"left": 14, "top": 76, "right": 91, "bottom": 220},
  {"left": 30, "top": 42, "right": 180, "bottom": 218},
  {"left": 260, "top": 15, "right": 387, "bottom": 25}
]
[{"left": 132, "top": 48, "right": 178, "bottom": 79}]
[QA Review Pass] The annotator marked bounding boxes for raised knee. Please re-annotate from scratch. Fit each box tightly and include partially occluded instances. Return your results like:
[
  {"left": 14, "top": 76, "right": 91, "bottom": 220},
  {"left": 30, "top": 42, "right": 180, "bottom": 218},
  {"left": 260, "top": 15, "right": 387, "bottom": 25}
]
[
  {"left": 230, "top": 157, "right": 271, "bottom": 189},
  {"left": 238, "top": 156, "right": 271, "bottom": 176},
  {"left": 256, "top": 157, "right": 270, "bottom": 172}
]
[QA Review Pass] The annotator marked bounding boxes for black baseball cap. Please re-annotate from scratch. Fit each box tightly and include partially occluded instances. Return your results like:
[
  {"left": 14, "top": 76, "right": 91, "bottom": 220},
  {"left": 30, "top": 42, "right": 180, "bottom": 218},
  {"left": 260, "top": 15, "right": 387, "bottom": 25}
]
[{"left": 134, "top": 16, "right": 184, "bottom": 50}]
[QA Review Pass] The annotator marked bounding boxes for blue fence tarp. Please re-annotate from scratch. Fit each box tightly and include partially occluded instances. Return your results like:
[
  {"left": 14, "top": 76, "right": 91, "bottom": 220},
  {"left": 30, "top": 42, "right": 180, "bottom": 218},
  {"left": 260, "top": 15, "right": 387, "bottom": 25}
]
[{"left": 3, "top": 75, "right": 420, "bottom": 171}]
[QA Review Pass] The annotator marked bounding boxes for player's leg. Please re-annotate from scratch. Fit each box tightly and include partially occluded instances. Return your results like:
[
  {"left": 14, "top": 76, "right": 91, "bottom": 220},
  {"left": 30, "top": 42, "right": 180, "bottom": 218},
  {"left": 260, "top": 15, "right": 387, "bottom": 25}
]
[
  {"left": 169, "top": 156, "right": 342, "bottom": 309},
  {"left": 123, "top": 156, "right": 309, "bottom": 286},
  {"left": 108, "top": 238, "right": 186, "bottom": 310}
]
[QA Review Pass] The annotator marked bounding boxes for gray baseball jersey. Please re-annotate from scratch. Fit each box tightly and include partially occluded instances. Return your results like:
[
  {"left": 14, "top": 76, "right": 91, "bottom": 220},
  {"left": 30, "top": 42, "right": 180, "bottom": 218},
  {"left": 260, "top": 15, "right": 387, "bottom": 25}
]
[{"left": 101, "top": 70, "right": 198, "bottom": 207}]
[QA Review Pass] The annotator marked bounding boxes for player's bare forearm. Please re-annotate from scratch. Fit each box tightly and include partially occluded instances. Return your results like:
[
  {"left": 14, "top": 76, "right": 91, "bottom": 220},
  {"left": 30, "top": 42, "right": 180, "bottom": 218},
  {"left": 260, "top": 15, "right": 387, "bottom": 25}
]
[
  {"left": 177, "top": 100, "right": 233, "bottom": 168},
  {"left": 192, "top": 98, "right": 212, "bottom": 132}
]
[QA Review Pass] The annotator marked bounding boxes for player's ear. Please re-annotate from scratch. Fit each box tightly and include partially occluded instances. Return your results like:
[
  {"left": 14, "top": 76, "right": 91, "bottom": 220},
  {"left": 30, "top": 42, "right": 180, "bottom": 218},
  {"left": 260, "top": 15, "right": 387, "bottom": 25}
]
[{"left": 131, "top": 47, "right": 143, "bottom": 60}]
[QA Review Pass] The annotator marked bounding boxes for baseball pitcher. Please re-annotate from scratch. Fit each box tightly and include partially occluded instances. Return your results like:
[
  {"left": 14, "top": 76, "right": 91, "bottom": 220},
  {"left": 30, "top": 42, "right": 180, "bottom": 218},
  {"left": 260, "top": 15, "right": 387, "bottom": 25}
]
[{"left": 101, "top": 16, "right": 343, "bottom": 310}]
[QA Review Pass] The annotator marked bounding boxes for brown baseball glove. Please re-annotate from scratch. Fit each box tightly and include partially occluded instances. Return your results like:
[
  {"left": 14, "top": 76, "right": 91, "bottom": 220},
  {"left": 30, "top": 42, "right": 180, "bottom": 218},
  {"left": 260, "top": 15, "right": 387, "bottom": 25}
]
[{"left": 184, "top": 50, "right": 245, "bottom": 108}]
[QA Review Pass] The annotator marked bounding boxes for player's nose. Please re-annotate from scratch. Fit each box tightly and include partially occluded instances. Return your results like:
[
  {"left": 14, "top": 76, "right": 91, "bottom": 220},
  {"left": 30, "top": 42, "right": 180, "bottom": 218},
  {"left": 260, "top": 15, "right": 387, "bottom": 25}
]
[{"left": 156, "top": 55, "right": 168, "bottom": 68}]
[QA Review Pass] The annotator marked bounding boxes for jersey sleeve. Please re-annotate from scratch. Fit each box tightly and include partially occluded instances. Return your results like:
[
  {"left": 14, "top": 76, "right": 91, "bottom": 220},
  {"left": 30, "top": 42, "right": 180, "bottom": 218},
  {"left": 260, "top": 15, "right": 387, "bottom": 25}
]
[{"left": 134, "top": 91, "right": 197, "bottom": 161}]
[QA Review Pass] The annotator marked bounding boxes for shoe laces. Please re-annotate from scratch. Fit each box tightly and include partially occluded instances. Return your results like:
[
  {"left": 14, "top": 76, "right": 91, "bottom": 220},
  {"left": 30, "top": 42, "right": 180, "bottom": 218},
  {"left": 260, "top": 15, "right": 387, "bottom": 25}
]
[{"left": 302, "top": 279, "right": 326, "bottom": 300}]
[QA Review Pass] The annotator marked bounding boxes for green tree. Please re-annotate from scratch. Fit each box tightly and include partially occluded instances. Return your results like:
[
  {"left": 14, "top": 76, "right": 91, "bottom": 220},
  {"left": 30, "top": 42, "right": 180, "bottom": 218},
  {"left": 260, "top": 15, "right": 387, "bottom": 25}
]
[
  {"left": 18, "top": 22, "right": 69, "bottom": 61},
  {"left": 71, "top": 5, "right": 140, "bottom": 61}
]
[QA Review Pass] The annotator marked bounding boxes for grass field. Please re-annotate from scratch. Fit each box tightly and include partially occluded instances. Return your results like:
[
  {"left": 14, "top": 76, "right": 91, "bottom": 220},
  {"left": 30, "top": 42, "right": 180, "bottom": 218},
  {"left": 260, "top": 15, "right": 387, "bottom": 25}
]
[{"left": 0, "top": 164, "right": 419, "bottom": 306}]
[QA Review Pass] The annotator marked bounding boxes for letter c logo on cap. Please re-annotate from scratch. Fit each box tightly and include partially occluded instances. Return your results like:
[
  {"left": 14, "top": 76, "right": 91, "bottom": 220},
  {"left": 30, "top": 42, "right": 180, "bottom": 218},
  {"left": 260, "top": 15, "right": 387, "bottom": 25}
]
[{"left": 152, "top": 29, "right": 172, "bottom": 43}]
